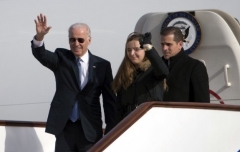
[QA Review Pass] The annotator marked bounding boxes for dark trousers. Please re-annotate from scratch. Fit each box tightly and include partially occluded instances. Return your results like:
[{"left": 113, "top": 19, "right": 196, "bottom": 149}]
[{"left": 55, "top": 120, "right": 94, "bottom": 152}]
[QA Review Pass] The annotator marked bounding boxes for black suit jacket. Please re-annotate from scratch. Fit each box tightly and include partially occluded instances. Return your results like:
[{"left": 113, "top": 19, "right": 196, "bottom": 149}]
[
  {"left": 31, "top": 42, "right": 116, "bottom": 142},
  {"left": 163, "top": 49, "right": 210, "bottom": 102}
]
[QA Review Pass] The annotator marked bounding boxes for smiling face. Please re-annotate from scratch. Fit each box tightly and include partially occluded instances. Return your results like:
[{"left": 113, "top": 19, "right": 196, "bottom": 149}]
[
  {"left": 126, "top": 40, "right": 145, "bottom": 68},
  {"left": 161, "top": 34, "right": 183, "bottom": 60},
  {"left": 69, "top": 27, "right": 91, "bottom": 57}
]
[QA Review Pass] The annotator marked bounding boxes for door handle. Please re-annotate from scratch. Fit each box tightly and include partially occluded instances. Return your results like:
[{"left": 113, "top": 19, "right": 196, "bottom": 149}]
[{"left": 224, "top": 64, "right": 231, "bottom": 87}]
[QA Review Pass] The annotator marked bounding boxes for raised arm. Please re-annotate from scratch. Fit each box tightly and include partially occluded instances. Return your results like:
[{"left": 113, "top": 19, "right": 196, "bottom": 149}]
[
  {"left": 141, "top": 32, "right": 169, "bottom": 78},
  {"left": 32, "top": 14, "right": 58, "bottom": 71}
]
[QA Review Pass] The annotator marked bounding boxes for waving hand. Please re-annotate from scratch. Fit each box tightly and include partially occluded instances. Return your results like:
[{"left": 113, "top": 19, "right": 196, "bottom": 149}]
[{"left": 34, "top": 14, "right": 52, "bottom": 41}]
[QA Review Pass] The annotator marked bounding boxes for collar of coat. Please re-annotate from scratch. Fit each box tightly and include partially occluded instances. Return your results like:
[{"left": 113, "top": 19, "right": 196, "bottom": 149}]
[
  {"left": 162, "top": 48, "right": 186, "bottom": 69},
  {"left": 138, "top": 59, "right": 151, "bottom": 72}
]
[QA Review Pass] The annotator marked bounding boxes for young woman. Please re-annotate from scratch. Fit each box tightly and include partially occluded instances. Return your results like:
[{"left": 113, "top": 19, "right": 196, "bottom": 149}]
[{"left": 112, "top": 32, "right": 169, "bottom": 123}]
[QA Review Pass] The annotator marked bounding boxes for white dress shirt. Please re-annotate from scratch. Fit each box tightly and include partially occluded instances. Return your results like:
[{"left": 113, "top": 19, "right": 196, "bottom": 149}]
[{"left": 78, "top": 52, "right": 89, "bottom": 90}]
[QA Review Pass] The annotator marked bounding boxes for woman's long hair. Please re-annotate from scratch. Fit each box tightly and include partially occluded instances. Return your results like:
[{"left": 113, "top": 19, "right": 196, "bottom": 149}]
[
  {"left": 111, "top": 32, "right": 151, "bottom": 93},
  {"left": 112, "top": 32, "right": 168, "bottom": 93}
]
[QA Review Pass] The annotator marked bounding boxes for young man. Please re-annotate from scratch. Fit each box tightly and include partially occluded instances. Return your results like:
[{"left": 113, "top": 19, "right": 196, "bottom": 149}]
[{"left": 160, "top": 26, "right": 210, "bottom": 103}]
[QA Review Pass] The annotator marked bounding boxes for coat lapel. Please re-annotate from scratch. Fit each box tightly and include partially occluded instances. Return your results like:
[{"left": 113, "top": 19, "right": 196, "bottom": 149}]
[
  {"left": 67, "top": 51, "right": 81, "bottom": 90},
  {"left": 167, "top": 55, "right": 188, "bottom": 80},
  {"left": 81, "top": 51, "right": 97, "bottom": 92},
  {"left": 88, "top": 51, "right": 96, "bottom": 83}
]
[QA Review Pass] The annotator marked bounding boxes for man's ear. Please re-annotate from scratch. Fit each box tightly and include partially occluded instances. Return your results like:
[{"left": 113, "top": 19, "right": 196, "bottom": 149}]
[
  {"left": 88, "top": 36, "right": 92, "bottom": 44},
  {"left": 179, "top": 41, "right": 183, "bottom": 47}
]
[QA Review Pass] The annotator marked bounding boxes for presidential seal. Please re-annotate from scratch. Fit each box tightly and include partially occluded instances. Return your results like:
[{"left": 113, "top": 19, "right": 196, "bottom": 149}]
[{"left": 161, "top": 12, "right": 201, "bottom": 54}]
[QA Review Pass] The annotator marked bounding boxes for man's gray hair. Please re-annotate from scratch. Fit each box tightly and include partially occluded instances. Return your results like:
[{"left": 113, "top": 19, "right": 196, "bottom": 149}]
[{"left": 68, "top": 23, "right": 91, "bottom": 36}]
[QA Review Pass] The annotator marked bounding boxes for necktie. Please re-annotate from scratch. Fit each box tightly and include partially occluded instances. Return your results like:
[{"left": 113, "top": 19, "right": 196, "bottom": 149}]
[{"left": 70, "top": 58, "right": 81, "bottom": 122}]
